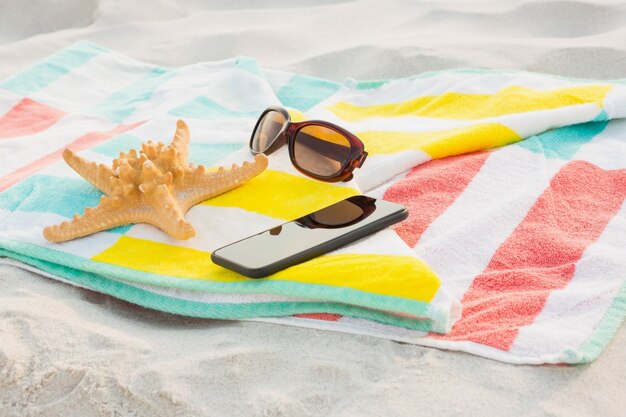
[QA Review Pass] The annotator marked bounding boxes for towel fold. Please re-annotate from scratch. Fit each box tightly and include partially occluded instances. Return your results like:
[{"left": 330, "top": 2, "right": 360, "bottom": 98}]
[{"left": 1, "top": 41, "right": 624, "bottom": 364}]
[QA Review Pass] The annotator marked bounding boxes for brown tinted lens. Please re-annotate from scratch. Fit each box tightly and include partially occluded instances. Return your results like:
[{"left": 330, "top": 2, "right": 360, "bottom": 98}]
[
  {"left": 293, "top": 125, "right": 352, "bottom": 177},
  {"left": 309, "top": 199, "right": 364, "bottom": 226},
  {"left": 251, "top": 110, "right": 287, "bottom": 153}
]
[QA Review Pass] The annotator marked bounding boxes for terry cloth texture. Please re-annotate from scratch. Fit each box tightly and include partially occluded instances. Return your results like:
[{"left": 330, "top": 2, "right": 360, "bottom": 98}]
[{"left": 0, "top": 41, "right": 625, "bottom": 364}]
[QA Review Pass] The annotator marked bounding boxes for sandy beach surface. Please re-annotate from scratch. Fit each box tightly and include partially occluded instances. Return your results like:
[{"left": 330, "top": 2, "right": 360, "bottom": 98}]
[{"left": 1, "top": 1, "right": 625, "bottom": 416}]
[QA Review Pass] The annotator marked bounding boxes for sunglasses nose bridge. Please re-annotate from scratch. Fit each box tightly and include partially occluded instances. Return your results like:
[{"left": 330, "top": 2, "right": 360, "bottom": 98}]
[
  {"left": 263, "top": 129, "right": 289, "bottom": 155},
  {"left": 278, "top": 129, "right": 289, "bottom": 143}
]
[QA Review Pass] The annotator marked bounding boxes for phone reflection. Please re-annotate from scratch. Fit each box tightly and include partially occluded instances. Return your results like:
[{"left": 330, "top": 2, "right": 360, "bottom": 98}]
[
  {"left": 268, "top": 196, "right": 377, "bottom": 238},
  {"left": 297, "top": 195, "right": 376, "bottom": 229}
]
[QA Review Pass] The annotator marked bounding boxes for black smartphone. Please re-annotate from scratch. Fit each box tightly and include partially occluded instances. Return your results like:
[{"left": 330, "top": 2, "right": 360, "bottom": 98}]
[{"left": 211, "top": 195, "right": 408, "bottom": 278}]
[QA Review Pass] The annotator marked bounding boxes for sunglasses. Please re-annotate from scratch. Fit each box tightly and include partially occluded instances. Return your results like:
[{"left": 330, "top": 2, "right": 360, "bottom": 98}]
[{"left": 249, "top": 106, "right": 367, "bottom": 182}]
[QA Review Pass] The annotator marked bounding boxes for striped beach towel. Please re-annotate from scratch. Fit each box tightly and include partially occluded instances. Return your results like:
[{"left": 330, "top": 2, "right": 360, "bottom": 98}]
[{"left": 1, "top": 42, "right": 624, "bottom": 364}]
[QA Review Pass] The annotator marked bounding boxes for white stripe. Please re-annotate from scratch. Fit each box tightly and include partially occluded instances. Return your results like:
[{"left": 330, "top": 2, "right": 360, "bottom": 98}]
[
  {"left": 309, "top": 102, "right": 602, "bottom": 137},
  {"left": 115, "top": 115, "right": 255, "bottom": 146},
  {"left": 0, "top": 209, "right": 122, "bottom": 258},
  {"left": 263, "top": 69, "right": 297, "bottom": 95},
  {"left": 501, "top": 103, "right": 601, "bottom": 138},
  {"left": 126, "top": 64, "right": 278, "bottom": 124},
  {"left": 324, "top": 72, "right": 600, "bottom": 107},
  {"left": 308, "top": 107, "right": 470, "bottom": 131},
  {"left": 30, "top": 52, "right": 158, "bottom": 112},
  {"left": 603, "top": 83, "right": 626, "bottom": 118},
  {"left": 509, "top": 201, "right": 626, "bottom": 360},
  {"left": 415, "top": 145, "right": 564, "bottom": 300},
  {"left": 0, "top": 114, "right": 117, "bottom": 177},
  {"left": 356, "top": 149, "right": 430, "bottom": 193},
  {"left": 41, "top": 150, "right": 119, "bottom": 179},
  {"left": 179, "top": 117, "right": 255, "bottom": 145}
]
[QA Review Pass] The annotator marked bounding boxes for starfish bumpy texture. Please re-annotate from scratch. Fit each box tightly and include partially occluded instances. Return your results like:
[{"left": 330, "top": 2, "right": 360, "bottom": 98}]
[{"left": 44, "top": 120, "right": 268, "bottom": 242}]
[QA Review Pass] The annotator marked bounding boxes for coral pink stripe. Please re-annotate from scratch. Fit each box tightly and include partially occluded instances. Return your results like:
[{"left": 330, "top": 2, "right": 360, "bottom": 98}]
[
  {"left": 383, "top": 151, "right": 490, "bottom": 247},
  {"left": 293, "top": 313, "right": 342, "bottom": 321},
  {"left": 441, "top": 161, "right": 626, "bottom": 350},
  {"left": 0, "top": 98, "right": 66, "bottom": 139},
  {"left": 0, "top": 121, "right": 143, "bottom": 192}
]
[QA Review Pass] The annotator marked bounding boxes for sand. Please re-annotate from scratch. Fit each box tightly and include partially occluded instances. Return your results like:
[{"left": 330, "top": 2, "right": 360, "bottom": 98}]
[{"left": 1, "top": 0, "right": 625, "bottom": 416}]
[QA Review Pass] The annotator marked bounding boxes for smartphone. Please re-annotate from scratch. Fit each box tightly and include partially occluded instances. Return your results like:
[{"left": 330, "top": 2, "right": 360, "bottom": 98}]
[{"left": 211, "top": 195, "right": 408, "bottom": 278}]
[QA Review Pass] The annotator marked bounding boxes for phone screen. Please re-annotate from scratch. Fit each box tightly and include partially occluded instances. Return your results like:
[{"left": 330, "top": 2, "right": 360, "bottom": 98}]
[{"left": 211, "top": 195, "right": 407, "bottom": 277}]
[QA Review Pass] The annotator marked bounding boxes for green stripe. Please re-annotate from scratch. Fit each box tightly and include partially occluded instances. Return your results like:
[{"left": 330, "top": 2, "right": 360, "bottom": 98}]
[
  {"left": 352, "top": 79, "right": 390, "bottom": 90},
  {"left": 0, "top": 174, "right": 130, "bottom": 234},
  {"left": 0, "top": 41, "right": 107, "bottom": 95},
  {"left": 168, "top": 96, "right": 259, "bottom": 120},
  {"left": 276, "top": 74, "right": 341, "bottom": 111},
  {"left": 188, "top": 143, "right": 245, "bottom": 165},
  {"left": 0, "top": 237, "right": 445, "bottom": 332},
  {"left": 0, "top": 249, "right": 433, "bottom": 331},
  {"left": 517, "top": 117, "right": 609, "bottom": 160},
  {"left": 567, "top": 280, "right": 626, "bottom": 364},
  {"left": 89, "top": 67, "right": 175, "bottom": 122},
  {"left": 89, "top": 133, "right": 143, "bottom": 157},
  {"left": 90, "top": 133, "right": 244, "bottom": 166}
]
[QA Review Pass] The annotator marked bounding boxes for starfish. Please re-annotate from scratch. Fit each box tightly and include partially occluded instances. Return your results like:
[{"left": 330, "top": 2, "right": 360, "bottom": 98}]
[{"left": 44, "top": 120, "right": 268, "bottom": 242}]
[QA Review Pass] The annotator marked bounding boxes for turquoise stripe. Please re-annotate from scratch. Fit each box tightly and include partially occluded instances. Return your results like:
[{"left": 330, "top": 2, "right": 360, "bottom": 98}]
[
  {"left": 592, "top": 109, "right": 610, "bottom": 122},
  {"left": 90, "top": 133, "right": 143, "bottom": 157},
  {"left": 276, "top": 74, "right": 341, "bottom": 111},
  {"left": 572, "top": 280, "right": 626, "bottom": 364},
  {"left": 188, "top": 143, "right": 245, "bottom": 165},
  {"left": 0, "top": 174, "right": 129, "bottom": 234},
  {"left": 89, "top": 67, "right": 175, "bottom": 122},
  {"left": 353, "top": 79, "right": 389, "bottom": 90},
  {"left": 2, "top": 247, "right": 433, "bottom": 331},
  {"left": 517, "top": 118, "right": 608, "bottom": 160},
  {"left": 0, "top": 41, "right": 107, "bottom": 95},
  {"left": 168, "top": 96, "right": 259, "bottom": 119},
  {"left": 0, "top": 238, "right": 440, "bottom": 332},
  {"left": 90, "top": 133, "right": 244, "bottom": 166}
]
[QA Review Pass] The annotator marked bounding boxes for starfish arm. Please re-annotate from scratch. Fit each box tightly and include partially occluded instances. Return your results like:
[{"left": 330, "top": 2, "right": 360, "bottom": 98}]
[
  {"left": 144, "top": 184, "right": 196, "bottom": 239},
  {"left": 63, "top": 149, "right": 114, "bottom": 195},
  {"left": 178, "top": 154, "right": 268, "bottom": 210},
  {"left": 43, "top": 196, "right": 133, "bottom": 242},
  {"left": 170, "top": 119, "right": 190, "bottom": 165}
]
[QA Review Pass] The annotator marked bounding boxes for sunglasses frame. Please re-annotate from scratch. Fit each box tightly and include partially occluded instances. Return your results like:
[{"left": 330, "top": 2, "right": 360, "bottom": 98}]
[{"left": 249, "top": 106, "right": 368, "bottom": 182}]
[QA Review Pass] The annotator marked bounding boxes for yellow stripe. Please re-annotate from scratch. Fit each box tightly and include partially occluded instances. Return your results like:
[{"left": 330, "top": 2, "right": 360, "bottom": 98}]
[
  {"left": 202, "top": 169, "right": 359, "bottom": 220},
  {"left": 92, "top": 236, "right": 440, "bottom": 303},
  {"left": 327, "top": 85, "right": 612, "bottom": 122},
  {"left": 359, "top": 123, "right": 522, "bottom": 158},
  {"left": 288, "top": 108, "right": 307, "bottom": 122}
]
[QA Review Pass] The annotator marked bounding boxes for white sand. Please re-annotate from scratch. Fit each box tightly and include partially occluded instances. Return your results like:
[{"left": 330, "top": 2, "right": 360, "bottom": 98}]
[{"left": 1, "top": 1, "right": 625, "bottom": 415}]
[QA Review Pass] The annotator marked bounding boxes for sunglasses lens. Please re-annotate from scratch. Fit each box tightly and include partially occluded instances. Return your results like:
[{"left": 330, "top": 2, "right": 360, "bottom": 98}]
[
  {"left": 293, "top": 125, "right": 352, "bottom": 177},
  {"left": 251, "top": 110, "right": 287, "bottom": 153}
]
